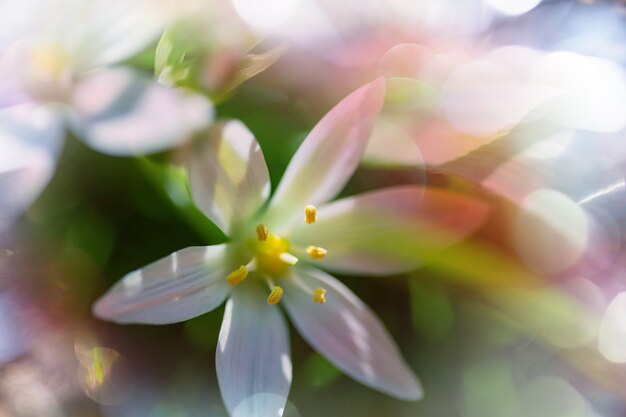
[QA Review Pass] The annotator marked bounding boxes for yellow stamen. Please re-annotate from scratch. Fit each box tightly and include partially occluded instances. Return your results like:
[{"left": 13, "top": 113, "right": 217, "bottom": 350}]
[
  {"left": 256, "top": 223, "right": 269, "bottom": 241},
  {"left": 305, "top": 205, "right": 317, "bottom": 224},
  {"left": 279, "top": 252, "right": 299, "bottom": 265},
  {"left": 306, "top": 246, "right": 327, "bottom": 260},
  {"left": 226, "top": 265, "right": 248, "bottom": 286},
  {"left": 313, "top": 287, "right": 327, "bottom": 304},
  {"left": 267, "top": 286, "right": 284, "bottom": 305}
]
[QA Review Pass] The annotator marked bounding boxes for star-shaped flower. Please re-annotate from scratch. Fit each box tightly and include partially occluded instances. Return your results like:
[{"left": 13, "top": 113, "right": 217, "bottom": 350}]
[
  {"left": 93, "top": 78, "right": 488, "bottom": 417},
  {"left": 0, "top": 0, "right": 213, "bottom": 229}
]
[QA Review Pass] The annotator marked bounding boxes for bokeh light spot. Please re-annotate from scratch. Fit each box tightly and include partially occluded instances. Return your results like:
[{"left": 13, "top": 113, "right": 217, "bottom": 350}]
[
  {"left": 513, "top": 189, "right": 588, "bottom": 275},
  {"left": 599, "top": 292, "right": 626, "bottom": 363}
]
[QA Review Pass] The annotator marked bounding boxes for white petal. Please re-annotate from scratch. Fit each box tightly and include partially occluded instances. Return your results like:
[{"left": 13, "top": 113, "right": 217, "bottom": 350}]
[
  {"left": 282, "top": 267, "right": 422, "bottom": 400},
  {"left": 188, "top": 120, "right": 271, "bottom": 235},
  {"left": 0, "top": 103, "right": 63, "bottom": 230},
  {"left": 599, "top": 292, "right": 626, "bottom": 363},
  {"left": 81, "top": 0, "right": 166, "bottom": 68},
  {"left": 93, "top": 245, "right": 230, "bottom": 324},
  {"left": 34, "top": 0, "right": 165, "bottom": 69},
  {"left": 71, "top": 67, "right": 213, "bottom": 156},
  {"left": 290, "top": 186, "right": 489, "bottom": 275},
  {"left": 217, "top": 285, "right": 291, "bottom": 417},
  {"left": 265, "top": 78, "right": 386, "bottom": 229}
]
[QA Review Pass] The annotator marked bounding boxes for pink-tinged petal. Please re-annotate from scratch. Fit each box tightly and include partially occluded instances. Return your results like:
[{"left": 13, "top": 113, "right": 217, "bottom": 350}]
[
  {"left": 188, "top": 120, "right": 271, "bottom": 235},
  {"left": 599, "top": 292, "right": 626, "bottom": 363},
  {"left": 290, "top": 186, "right": 489, "bottom": 275},
  {"left": 217, "top": 285, "right": 291, "bottom": 417},
  {"left": 282, "top": 267, "right": 422, "bottom": 400},
  {"left": 71, "top": 68, "right": 213, "bottom": 156},
  {"left": 93, "top": 245, "right": 230, "bottom": 325},
  {"left": 413, "top": 117, "right": 502, "bottom": 166},
  {"left": 362, "top": 116, "right": 424, "bottom": 168},
  {"left": 378, "top": 43, "right": 432, "bottom": 78},
  {"left": 265, "top": 78, "right": 386, "bottom": 229},
  {"left": 0, "top": 103, "right": 63, "bottom": 230}
]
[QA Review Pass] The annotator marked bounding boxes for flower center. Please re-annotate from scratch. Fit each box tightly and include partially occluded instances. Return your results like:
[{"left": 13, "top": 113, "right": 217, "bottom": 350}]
[
  {"left": 31, "top": 42, "right": 72, "bottom": 80},
  {"left": 23, "top": 41, "right": 74, "bottom": 101},
  {"left": 225, "top": 205, "right": 329, "bottom": 305},
  {"left": 251, "top": 232, "right": 298, "bottom": 278}
]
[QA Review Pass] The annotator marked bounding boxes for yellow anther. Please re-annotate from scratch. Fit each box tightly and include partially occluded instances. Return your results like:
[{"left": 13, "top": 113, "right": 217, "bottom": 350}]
[
  {"left": 305, "top": 205, "right": 317, "bottom": 224},
  {"left": 279, "top": 252, "right": 299, "bottom": 265},
  {"left": 256, "top": 224, "right": 269, "bottom": 241},
  {"left": 306, "top": 246, "right": 327, "bottom": 260},
  {"left": 313, "top": 287, "right": 327, "bottom": 304},
  {"left": 226, "top": 265, "right": 248, "bottom": 286},
  {"left": 267, "top": 286, "right": 284, "bottom": 305}
]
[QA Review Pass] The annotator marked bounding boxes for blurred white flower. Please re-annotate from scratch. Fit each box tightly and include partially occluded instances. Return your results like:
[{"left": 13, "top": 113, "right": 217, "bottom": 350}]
[
  {"left": 93, "top": 78, "right": 489, "bottom": 416},
  {"left": 229, "top": 0, "right": 492, "bottom": 45},
  {"left": 0, "top": 0, "right": 214, "bottom": 229},
  {"left": 371, "top": 43, "right": 626, "bottom": 168}
]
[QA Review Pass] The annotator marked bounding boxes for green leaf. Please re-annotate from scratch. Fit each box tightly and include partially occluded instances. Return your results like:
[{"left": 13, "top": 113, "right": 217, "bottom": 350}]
[
  {"left": 135, "top": 157, "right": 225, "bottom": 243},
  {"left": 301, "top": 353, "right": 341, "bottom": 388},
  {"left": 409, "top": 281, "right": 454, "bottom": 342}
]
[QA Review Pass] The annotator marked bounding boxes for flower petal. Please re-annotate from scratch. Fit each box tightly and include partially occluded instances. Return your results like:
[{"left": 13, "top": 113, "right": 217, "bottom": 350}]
[
  {"left": 188, "top": 120, "right": 271, "bottom": 235},
  {"left": 290, "top": 186, "right": 489, "bottom": 275},
  {"left": 282, "top": 267, "right": 422, "bottom": 400},
  {"left": 217, "top": 285, "right": 291, "bottom": 417},
  {"left": 80, "top": 0, "right": 166, "bottom": 68},
  {"left": 93, "top": 245, "right": 230, "bottom": 324},
  {"left": 71, "top": 67, "right": 213, "bottom": 156},
  {"left": 0, "top": 103, "right": 63, "bottom": 230},
  {"left": 265, "top": 78, "right": 386, "bottom": 229}
]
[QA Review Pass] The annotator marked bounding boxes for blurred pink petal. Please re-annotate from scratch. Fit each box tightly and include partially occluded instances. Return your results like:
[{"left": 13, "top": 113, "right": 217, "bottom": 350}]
[{"left": 290, "top": 185, "right": 489, "bottom": 275}]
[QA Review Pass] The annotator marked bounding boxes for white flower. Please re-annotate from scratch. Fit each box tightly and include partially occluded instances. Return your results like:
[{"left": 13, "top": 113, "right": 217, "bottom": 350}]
[
  {"left": 0, "top": 0, "right": 213, "bottom": 229},
  {"left": 93, "top": 78, "right": 489, "bottom": 417}
]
